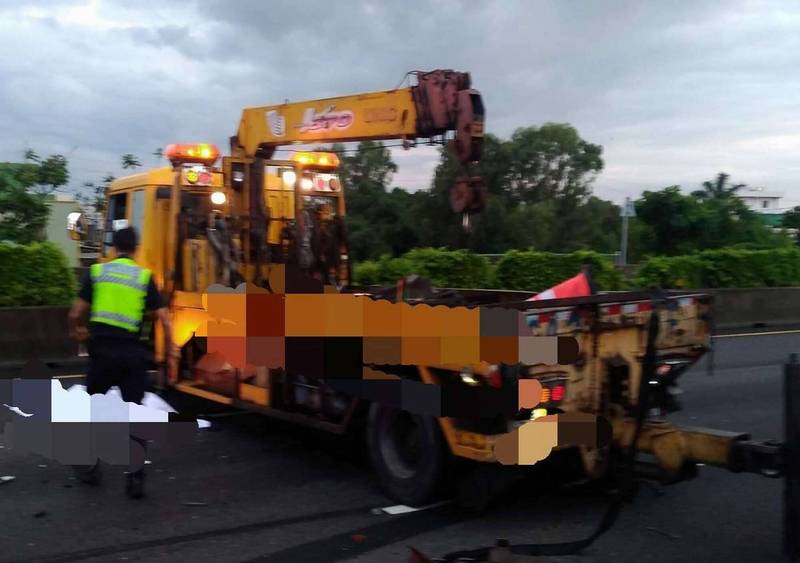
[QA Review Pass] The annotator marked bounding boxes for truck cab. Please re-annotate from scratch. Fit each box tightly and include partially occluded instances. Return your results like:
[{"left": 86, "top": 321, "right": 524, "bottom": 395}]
[{"left": 96, "top": 146, "right": 349, "bottom": 292}]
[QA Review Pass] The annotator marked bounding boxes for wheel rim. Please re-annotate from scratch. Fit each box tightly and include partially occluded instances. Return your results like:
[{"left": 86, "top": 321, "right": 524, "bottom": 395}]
[{"left": 379, "top": 409, "right": 423, "bottom": 480}]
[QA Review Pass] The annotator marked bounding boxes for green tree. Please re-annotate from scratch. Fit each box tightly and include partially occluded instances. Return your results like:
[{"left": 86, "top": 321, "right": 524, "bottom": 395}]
[
  {"left": 333, "top": 141, "right": 403, "bottom": 261},
  {"left": 37, "top": 155, "right": 69, "bottom": 194},
  {"left": 420, "top": 125, "right": 605, "bottom": 253},
  {"left": 121, "top": 154, "right": 142, "bottom": 169},
  {"left": 633, "top": 187, "right": 707, "bottom": 256},
  {"left": 22, "top": 151, "right": 69, "bottom": 196},
  {"left": 0, "top": 163, "right": 50, "bottom": 243},
  {"left": 782, "top": 206, "right": 800, "bottom": 231},
  {"left": 632, "top": 184, "right": 787, "bottom": 257},
  {"left": 691, "top": 172, "right": 745, "bottom": 200},
  {"left": 506, "top": 123, "right": 603, "bottom": 206},
  {"left": 93, "top": 174, "right": 115, "bottom": 217}
]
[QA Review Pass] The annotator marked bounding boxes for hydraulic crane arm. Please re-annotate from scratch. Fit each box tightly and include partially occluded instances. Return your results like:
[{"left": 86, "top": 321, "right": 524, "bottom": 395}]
[{"left": 231, "top": 70, "right": 484, "bottom": 165}]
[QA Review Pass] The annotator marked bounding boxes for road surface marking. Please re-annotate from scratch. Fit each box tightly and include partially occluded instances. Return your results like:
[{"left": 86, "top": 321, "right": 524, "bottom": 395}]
[
  {"left": 714, "top": 329, "right": 800, "bottom": 339},
  {"left": 53, "top": 374, "right": 84, "bottom": 380}
]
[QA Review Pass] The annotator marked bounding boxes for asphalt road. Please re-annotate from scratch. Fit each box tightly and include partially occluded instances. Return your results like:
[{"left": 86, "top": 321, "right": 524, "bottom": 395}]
[{"left": 1, "top": 332, "right": 797, "bottom": 563}]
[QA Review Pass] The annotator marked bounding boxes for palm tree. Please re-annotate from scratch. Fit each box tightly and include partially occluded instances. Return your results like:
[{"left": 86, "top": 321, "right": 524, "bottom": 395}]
[
  {"left": 692, "top": 172, "right": 745, "bottom": 200},
  {"left": 152, "top": 147, "right": 163, "bottom": 163},
  {"left": 24, "top": 148, "right": 40, "bottom": 162},
  {"left": 121, "top": 154, "right": 142, "bottom": 169}
]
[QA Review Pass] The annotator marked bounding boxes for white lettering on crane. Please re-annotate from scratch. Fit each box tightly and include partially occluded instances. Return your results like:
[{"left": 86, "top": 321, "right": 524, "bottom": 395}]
[{"left": 297, "top": 106, "right": 354, "bottom": 133}]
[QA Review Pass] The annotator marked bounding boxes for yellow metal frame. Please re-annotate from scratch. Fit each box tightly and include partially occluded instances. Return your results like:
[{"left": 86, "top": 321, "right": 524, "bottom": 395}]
[{"left": 236, "top": 88, "right": 418, "bottom": 156}]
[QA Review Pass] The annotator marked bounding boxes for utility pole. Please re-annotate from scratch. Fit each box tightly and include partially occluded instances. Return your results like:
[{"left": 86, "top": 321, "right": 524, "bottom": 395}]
[{"left": 620, "top": 197, "right": 634, "bottom": 266}]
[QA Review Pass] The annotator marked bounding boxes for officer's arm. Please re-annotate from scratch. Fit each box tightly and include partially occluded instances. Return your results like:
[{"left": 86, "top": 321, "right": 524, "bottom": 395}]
[
  {"left": 68, "top": 299, "right": 90, "bottom": 341},
  {"left": 155, "top": 307, "right": 177, "bottom": 357},
  {"left": 146, "top": 277, "right": 178, "bottom": 359}
]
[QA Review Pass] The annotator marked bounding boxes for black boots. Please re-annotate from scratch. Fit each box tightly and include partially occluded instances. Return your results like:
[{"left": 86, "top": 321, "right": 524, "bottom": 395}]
[{"left": 73, "top": 462, "right": 145, "bottom": 499}]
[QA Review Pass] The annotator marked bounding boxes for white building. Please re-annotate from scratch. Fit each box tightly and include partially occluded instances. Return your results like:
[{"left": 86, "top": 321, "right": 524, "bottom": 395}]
[{"left": 735, "top": 187, "right": 784, "bottom": 213}]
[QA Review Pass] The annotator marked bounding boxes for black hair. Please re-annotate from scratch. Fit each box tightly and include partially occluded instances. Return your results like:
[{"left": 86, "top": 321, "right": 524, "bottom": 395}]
[{"left": 113, "top": 227, "right": 138, "bottom": 254}]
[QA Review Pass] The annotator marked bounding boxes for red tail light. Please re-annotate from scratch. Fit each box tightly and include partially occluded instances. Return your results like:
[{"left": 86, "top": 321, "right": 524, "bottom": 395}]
[
  {"left": 487, "top": 365, "right": 502, "bottom": 388},
  {"left": 551, "top": 384, "right": 565, "bottom": 402}
]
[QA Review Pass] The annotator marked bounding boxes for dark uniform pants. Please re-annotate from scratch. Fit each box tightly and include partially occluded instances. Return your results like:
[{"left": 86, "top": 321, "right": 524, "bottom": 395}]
[
  {"left": 86, "top": 337, "right": 147, "bottom": 403},
  {"left": 85, "top": 337, "right": 148, "bottom": 473}
]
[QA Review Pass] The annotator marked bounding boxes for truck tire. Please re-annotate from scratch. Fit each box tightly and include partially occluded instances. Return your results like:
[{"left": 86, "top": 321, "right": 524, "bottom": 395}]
[{"left": 367, "top": 402, "right": 445, "bottom": 506}]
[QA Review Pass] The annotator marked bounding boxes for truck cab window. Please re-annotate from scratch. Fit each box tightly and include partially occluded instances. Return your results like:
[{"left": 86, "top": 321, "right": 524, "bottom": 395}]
[{"left": 104, "top": 193, "right": 128, "bottom": 247}]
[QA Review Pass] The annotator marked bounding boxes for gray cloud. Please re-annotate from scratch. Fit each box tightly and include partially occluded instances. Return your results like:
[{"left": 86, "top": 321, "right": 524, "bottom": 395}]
[{"left": 1, "top": 0, "right": 799, "bottom": 208}]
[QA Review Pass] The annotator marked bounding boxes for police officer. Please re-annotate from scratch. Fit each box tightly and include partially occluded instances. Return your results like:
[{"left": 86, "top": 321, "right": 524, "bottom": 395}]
[{"left": 68, "top": 226, "right": 177, "bottom": 498}]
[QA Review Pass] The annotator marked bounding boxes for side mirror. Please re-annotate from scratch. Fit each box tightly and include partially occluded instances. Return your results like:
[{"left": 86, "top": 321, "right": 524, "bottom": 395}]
[{"left": 67, "top": 212, "right": 87, "bottom": 241}]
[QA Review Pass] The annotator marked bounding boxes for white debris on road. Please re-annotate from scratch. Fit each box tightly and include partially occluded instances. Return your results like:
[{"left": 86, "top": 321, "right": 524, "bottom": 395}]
[{"left": 2, "top": 404, "right": 33, "bottom": 418}]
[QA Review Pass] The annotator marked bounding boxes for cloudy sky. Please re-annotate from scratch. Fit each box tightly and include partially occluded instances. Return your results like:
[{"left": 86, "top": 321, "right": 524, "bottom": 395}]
[{"left": 2, "top": 0, "right": 800, "bottom": 207}]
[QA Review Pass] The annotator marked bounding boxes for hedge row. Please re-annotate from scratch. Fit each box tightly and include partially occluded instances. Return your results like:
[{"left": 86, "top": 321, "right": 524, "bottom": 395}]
[
  {"left": 0, "top": 242, "right": 76, "bottom": 306},
  {"left": 493, "top": 249, "right": 622, "bottom": 291},
  {"left": 353, "top": 248, "right": 620, "bottom": 292},
  {"left": 354, "top": 248, "right": 495, "bottom": 288},
  {"left": 635, "top": 247, "right": 800, "bottom": 288}
]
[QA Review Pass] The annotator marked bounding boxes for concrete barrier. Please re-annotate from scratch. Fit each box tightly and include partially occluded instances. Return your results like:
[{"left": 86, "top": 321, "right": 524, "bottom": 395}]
[
  {"left": 0, "top": 306, "right": 77, "bottom": 362},
  {"left": 688, "top": 288, "right": 800, "bottom": 331}
]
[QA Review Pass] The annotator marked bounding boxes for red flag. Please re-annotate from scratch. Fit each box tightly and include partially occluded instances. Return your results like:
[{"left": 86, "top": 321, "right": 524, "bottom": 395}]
[{"left": 527, "top": 272, "right": 592, "bottom": 301}]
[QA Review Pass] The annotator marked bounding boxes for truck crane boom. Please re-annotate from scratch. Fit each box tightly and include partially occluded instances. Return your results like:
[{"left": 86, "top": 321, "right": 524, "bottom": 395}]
[
  {"left": 229, "top": 69, "right": 487, "bottom": 220},
  {"left": 232, "top": 70, "right": 484, "bottom": 164}
]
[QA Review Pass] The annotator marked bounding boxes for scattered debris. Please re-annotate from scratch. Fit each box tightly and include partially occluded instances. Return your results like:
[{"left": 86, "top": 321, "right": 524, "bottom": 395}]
[
  {"left": 37, "top": 464, "right": 47, "bottom": 469},
  {"left": 378, "top": 500, "right": 450, "bottom": 515},
  {"left": 0, "top": 476, "right": 15, "bottom": 485},
  {"left": 144, "top": 460, "right": 153, "bottom": 465},
  {"left": 3, "top": 404, "right": 33, "bottom": 417},
  {"left": 645, "top": 526, "right": 681, "bottom": 540},
  {"left": 33, "top": 511, "right": 48, "bottom": 519},
  {"left": 182, "top": 501, "right": 208, "bottom": 507},
  {"left": 351, "top": 533, "right": 367, "bottom": 543},
  {"left": 198, "top": 419, "right": 212, "bottom": 429}
]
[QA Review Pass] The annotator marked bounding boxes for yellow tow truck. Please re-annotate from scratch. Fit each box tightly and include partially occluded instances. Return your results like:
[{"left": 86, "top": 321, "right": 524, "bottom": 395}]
[{"left": 70, "top": 71, "right": 789, "bottom": 534}]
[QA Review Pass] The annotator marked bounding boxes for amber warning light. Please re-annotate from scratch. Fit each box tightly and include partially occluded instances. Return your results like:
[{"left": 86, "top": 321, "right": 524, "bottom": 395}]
[
  {"left": 291, "top": 151, "right": 339, "bottom": 168},
  {"left": 165, "top": 143, "right": 220, "bottom": 165}
]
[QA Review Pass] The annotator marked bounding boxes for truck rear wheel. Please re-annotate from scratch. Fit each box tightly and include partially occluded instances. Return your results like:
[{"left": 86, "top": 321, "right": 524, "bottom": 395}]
[{"left": 367, "top": 403, "right": 445, "bottom": 506}]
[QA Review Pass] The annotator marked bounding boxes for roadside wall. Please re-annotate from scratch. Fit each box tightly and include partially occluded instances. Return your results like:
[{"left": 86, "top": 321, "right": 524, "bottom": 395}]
[
  {"left": 695, "top": 287, "right": 800, "bottom": 331},
  {"left": 0, "top": 306, "right": 76, "bottom": 362}
]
